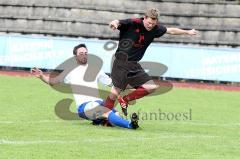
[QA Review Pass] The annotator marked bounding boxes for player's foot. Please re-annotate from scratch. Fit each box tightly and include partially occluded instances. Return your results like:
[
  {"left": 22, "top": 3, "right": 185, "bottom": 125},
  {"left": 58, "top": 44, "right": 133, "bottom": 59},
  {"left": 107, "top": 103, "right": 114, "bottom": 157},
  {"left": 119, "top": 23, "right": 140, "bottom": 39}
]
[
  {"left": 130, "top": 112, "right": 139, "bottom": 129},
  {"left": 118, "top": 96, "right": 128, "bottom": 116}
]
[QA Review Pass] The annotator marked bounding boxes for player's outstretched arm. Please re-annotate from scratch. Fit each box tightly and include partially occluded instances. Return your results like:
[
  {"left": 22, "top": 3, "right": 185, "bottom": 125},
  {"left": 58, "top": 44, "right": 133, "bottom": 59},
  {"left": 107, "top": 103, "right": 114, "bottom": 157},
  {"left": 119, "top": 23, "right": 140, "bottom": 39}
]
[
  {"left": 30, "top": 67, "right": 60, "bottom": 86},
  {"left": 166, "top": 28, "right": 198, "bottom": 35}
]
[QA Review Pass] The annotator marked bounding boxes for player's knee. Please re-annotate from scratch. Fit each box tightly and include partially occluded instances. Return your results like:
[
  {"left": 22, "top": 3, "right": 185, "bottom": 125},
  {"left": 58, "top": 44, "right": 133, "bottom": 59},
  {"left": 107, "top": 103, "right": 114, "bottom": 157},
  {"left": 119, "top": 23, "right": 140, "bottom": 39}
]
[
  {"left": 143, "top": 82, "right": 159, "bottom": 93},
  {"left": 102, "top": 111, "right": 111, "bottom": 118},
  {"left": 146, "top": 84, "right": 158, "bottom": 93},
  {"left": 109, "top": 93, "right": 118, "bottom": 100},
  {"left": 109, "top": 86, "right": 121, "bottom": 100}
]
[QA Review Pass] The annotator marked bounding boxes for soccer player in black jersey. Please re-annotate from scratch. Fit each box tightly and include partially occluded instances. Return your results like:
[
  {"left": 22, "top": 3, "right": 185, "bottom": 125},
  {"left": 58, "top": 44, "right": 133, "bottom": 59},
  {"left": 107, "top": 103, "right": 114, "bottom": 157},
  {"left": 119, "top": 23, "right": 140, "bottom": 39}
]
[{"left": 105, "top": 8, "right": 198, "bottom": 116}]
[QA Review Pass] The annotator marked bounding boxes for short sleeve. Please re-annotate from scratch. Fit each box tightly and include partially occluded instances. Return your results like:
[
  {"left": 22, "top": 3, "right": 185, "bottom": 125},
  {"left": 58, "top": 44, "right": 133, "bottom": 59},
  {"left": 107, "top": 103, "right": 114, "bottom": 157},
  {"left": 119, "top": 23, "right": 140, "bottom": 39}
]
[
  {"left": 155, "top": 25, "right": 167, "bottom": 38},
  {"left": 63, "top": 71, "right": 72, "bottom": 84},
  {"left": 97, "top": 71, "right": 112, "bottom": 87},
  {"left": 118, "top": 19, "right": 134, "bottom": 30}
]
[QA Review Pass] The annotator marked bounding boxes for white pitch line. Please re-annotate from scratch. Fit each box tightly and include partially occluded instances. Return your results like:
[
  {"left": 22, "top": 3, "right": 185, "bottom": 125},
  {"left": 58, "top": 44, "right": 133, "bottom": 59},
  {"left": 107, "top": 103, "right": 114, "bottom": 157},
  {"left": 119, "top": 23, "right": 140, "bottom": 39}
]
[
  {"left": 0, "top": 121, "right": 15, "bottom": 124},
  {"left": 0, "top": 120, "right": 79, "bottom": 124},
  {"left": 155, "top": 121, "right": 240, "bottom": 127},
  {"left": 0, "top": 135, "right": 220, "bottom": 145},
  {"left": 0, "top": 120, "right": 239, "bottom": 127},
  {"left": 0, "top": 139, "right": 79, "bottom": 145}
]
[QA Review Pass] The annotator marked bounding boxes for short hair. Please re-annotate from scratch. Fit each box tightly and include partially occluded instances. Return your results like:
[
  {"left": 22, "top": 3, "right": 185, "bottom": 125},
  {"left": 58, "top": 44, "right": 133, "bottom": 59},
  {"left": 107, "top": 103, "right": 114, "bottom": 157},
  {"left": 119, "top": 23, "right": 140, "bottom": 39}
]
[
  {"left": 73, "top": 44, "right": 87, "bottom": 55},
  {"left": 145, "top": 8, "right": 160, "bottom": 20}
]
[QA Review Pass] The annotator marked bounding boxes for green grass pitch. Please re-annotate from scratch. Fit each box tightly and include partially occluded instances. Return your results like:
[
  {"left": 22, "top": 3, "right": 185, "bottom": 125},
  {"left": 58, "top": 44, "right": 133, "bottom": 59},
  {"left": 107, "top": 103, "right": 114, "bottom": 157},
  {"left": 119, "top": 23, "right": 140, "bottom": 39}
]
[{"left": 0, "top": 75, "right": 239, "bottom": 159}]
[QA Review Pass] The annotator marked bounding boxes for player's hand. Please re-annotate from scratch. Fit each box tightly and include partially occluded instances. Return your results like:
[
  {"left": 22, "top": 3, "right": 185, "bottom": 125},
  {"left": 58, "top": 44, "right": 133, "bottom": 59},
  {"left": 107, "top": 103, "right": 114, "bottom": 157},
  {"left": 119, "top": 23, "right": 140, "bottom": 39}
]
[
  {"left": 109, "top": 20, "right": 120, "bottom": 30},
  {"left": 30, "top": 67, "right": 43, "bottom": 78},
  {"left": 187, "top": 29, "right": 198, "bottom": 35}
]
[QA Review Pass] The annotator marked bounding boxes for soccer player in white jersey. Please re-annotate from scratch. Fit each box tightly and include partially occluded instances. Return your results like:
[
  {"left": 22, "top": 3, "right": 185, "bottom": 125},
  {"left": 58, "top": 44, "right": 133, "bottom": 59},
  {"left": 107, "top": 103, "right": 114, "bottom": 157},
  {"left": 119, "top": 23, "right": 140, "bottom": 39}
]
[{"left": 31, "top": 44, "right": 139, "bottom": 129}]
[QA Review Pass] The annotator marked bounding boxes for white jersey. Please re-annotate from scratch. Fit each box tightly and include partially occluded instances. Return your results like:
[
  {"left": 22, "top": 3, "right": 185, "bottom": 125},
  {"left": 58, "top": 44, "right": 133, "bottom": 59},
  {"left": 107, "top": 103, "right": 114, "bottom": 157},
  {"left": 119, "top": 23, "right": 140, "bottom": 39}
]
[{"left": 63, "top": 64, "right": 111, "bottom": 107}]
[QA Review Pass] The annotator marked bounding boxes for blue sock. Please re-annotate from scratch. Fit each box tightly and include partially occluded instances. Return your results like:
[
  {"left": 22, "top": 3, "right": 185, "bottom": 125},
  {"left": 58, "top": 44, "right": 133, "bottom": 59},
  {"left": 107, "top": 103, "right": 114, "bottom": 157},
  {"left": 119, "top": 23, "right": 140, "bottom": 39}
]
[
  {"left": 111, "top": 108, "right": 117, "bottom": 113},
  {"left": 108, "top": 111, "right": 132, "bottom": 129}
]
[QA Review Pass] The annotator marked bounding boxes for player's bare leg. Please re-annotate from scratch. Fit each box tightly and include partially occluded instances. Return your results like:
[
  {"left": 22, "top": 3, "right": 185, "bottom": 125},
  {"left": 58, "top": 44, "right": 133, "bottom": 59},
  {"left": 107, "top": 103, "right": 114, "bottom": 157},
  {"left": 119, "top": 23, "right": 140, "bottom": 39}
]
[{"left": 141, "top": 80, "right": 159, "bottom": 93}]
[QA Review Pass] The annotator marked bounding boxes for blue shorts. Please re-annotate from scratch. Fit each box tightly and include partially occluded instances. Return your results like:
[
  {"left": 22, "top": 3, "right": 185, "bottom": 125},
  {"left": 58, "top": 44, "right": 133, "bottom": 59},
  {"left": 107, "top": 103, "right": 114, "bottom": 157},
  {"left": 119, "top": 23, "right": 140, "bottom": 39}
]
[{"left": 78, "top": 100, "right": 116, "bottom": 120}]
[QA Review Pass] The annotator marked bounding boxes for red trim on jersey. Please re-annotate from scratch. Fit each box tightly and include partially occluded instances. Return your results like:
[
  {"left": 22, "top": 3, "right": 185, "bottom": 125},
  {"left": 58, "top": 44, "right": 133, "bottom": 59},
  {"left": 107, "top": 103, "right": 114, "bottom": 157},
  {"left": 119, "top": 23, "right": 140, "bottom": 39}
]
[
  {"left": 131, "top": 18, "right": 142, "bottom": 24},
  {"left": 135, "top": 29, "right": 140, "bottom": 33}
]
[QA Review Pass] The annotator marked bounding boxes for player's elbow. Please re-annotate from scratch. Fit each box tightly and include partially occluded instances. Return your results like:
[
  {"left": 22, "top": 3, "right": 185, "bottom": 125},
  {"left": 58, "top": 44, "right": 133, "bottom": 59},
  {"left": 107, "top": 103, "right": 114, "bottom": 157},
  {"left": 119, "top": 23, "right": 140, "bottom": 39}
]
[
  {"left": 49, "top": 82, "right": 56, "bottom": 86},
  {"left": 166, "top": 28, "right": 175, "bottom": 35},
  {"left": 49, "top": 78, "right": 60, "bottom": 86}
]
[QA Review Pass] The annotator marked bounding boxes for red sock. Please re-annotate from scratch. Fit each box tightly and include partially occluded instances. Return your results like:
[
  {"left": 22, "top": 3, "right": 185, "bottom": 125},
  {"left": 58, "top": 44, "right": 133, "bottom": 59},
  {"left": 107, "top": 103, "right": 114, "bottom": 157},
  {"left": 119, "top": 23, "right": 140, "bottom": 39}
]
[
  {"left": 123, "top": 86, "right": 149, "bottom": 103},
  {"left": 104, "top": 96, "right": 116, "bottom": 110}
]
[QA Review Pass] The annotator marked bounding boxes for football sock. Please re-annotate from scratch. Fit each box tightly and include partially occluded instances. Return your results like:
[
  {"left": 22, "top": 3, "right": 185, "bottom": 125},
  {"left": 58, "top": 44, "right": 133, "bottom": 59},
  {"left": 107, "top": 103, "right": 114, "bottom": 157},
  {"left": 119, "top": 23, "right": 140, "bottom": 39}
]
[
  {"left": 104, "top": 96, "right": 115, "bottom": 110},
  {"left": 108, "top": 111, "right": 132, "bottom": 129},
  {"left": 123, "top": 86, "right": 149, "bottom": 103}
]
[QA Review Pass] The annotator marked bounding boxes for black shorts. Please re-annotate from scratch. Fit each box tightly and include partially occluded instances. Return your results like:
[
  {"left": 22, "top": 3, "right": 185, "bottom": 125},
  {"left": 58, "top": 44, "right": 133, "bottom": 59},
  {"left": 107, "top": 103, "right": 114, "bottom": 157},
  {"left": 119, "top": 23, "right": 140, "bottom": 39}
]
[{"left": 111, "top": 54, "right": 152, "bottom": 90}]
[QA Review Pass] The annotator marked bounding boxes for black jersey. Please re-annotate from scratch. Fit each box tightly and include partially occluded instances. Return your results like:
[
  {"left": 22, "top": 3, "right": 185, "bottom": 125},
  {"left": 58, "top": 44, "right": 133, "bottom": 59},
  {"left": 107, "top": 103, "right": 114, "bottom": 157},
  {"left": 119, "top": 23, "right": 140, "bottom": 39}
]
[{"left": 116, "top": 18, "right": 167, "bottom": 61}]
